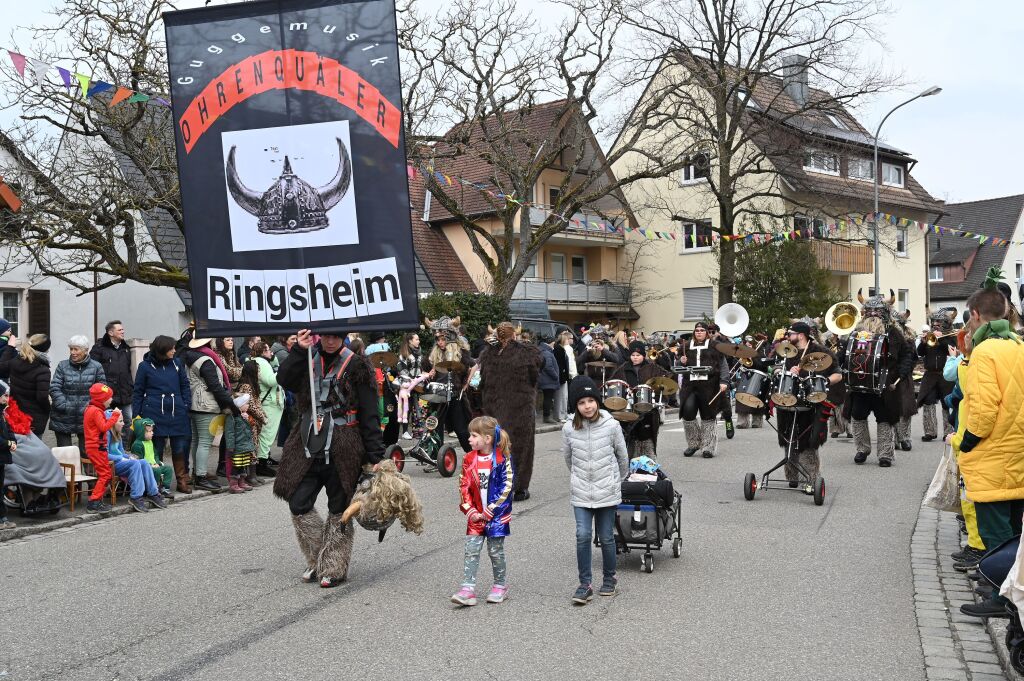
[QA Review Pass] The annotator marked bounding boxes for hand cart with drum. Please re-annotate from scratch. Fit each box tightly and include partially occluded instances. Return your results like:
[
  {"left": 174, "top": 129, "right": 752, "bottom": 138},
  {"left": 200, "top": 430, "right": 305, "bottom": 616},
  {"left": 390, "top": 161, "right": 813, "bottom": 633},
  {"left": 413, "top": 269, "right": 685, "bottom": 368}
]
[
  {"left": 738, "top": 341, "right": 831, "bottom": 506},
  {"left": 385, "top": 360, "right": 463, "bottom": 477},
  {"left": 612, "top": 478, "right": 683, "bottom": 573}
]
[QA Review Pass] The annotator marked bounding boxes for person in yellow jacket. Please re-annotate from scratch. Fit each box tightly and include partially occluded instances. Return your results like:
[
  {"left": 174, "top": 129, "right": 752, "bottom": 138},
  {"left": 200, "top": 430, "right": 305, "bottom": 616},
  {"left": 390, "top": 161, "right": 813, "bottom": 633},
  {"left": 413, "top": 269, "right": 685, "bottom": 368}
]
[
  {"left": 947, "top": 357, "right": 986, "bottom": 569},
  {"left": 955, "top": 276, "right": 1024, "bottom": 619}
]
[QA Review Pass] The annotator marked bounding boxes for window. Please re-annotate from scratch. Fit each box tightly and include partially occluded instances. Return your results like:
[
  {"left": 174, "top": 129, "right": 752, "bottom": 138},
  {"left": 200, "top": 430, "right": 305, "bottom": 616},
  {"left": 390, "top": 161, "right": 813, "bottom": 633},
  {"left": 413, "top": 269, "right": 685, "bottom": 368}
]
[
  {"left": 1, "top": 291, "right": 19, "bottom": 337},
  {"left": 26, "top": 289, "right": 48, "bottom": 337},
  {"left": 1017, "top": 262, "right": 1022, "bottom": 283},
  {"left": 804, "top": 149, "right": 840, "bottom": 175},
  {"left": 896, "top": 227, "right": 908, "bottom": 256},
  {"left": 898, "top": 289, "right": 909, "bottom": 313},
  {"left": 794, "top": 215, "right": 810, "bottom": 231},
  {"left": 550, "top": 253, "right": 565, "bottom": 281},
  {"left": 524, "top": 253, "right": 538, "bottom": 279},
  {"left": 571, "top": 255, "right": 586, "bottom": 282},
  {"left": 882, "top": 162, "right": 905, "bottom": 187},
  {"left": 734, "top": 87, "right": 759, "bottom": 109},
  {"left": 825, "top": 113, "right": 849, "bottom": 130},
  {"left": 848, "top": 157, "right": 874, "bottom": 181},
  {"left": 679, "top": 220, "right": 714, "bottom": 252},
  {"left": 683, "top": 286, "right": 714, "bottom": 320},
  {"left": 680, "top": 152, "right": 710, "bottom": 184},
  {"left": 548, "top": 187, "right": 561, "bottom": 207},
  {"left": 929, "top": 265, "right": 944, "bottom": 282}
]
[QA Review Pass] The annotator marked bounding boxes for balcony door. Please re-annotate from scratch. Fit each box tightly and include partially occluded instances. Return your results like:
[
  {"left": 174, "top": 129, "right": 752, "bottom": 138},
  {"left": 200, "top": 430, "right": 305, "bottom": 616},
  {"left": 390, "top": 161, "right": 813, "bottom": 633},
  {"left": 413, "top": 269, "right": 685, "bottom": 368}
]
[
  {"left": 550, "top": 253, "right": 566, "bottom": 281},
  {"left": 571, "top": 255, "right": 586, "bottom": 282}
]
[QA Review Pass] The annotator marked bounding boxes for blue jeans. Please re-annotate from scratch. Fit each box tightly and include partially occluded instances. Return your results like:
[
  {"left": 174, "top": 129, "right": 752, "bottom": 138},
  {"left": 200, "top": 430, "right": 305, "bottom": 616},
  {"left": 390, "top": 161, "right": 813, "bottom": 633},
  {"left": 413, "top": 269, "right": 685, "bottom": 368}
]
[
  {"left": 113, "top": 459, "right": 159, "bottom": 499},
  {"left": 574, "top": 505, "right": 617, "bottom": 587}
]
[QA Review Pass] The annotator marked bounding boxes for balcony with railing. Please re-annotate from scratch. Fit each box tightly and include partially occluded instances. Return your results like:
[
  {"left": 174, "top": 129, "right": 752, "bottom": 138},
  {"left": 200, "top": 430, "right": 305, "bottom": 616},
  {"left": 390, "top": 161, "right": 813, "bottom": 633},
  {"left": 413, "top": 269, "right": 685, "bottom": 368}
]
[
  {"left": 808, "top": 240, "right": 874, "bottom": 275},
  {"left": 511, "top": 278, "right": 632, "bottom": 310},
  {"left": 528, "top": 205, "right": 626, "bottom": 243}
]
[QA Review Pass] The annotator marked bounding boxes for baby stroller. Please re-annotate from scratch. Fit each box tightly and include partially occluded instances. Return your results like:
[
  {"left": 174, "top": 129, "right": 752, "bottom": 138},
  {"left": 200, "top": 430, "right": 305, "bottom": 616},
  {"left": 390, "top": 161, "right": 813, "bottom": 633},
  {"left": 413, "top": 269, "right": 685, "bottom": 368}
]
[
  {"left": 612, "top": 457, "right": 682, "bottom": 573},
  {"left": 978, "top": 535, "right": 1024, "bottom": 674}
]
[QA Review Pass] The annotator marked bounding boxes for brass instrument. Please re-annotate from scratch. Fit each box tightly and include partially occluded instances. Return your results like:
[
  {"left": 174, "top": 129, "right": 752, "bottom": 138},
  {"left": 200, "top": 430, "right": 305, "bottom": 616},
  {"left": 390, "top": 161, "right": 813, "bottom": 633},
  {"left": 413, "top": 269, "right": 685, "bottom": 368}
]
[
  {"left": 824, "top": 301, "right": 860, "bottom": 338},
  {"left": 924, "top": 331, "right": 956, "bottom": 347},
  {"left": 714, "top": 303, "right": 749, "bottom": 338},
  {"left": 647, "top": 345, "right": 665, "bottom": 360},
  {"left": 739, "top": 338, "right": 766, "bottom": 367}
]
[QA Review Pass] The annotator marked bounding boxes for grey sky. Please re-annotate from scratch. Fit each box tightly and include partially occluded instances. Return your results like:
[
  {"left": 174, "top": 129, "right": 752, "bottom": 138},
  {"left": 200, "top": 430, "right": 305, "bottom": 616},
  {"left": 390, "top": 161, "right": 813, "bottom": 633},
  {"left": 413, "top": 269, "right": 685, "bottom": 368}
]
[{"left": 1, "top": 0, "right": 1020, "bottom": 205}]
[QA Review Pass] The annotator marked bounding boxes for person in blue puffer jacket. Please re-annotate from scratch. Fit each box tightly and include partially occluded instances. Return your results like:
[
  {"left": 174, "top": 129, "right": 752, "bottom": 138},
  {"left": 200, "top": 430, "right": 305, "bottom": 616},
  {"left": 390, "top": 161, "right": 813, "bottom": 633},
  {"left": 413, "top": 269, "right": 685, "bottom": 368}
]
[{"left": 132, "top": 335, "right": 192, "bottom": 493}]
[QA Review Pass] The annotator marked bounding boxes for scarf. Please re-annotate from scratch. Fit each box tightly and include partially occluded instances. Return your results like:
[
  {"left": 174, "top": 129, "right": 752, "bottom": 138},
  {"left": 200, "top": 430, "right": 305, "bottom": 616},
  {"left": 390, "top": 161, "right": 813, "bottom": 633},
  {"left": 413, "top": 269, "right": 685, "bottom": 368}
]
[
  {"left": 971, "top": 319, "right": 1018, "bottom": 348},
  {"left": 198, "top": 346, "right": 231, "bottom": 386}
]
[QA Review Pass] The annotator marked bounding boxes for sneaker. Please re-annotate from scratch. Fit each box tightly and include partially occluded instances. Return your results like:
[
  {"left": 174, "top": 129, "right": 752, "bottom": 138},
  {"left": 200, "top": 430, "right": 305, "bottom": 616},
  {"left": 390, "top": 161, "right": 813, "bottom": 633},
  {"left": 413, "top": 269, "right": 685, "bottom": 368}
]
[
  {"left": 725, "top": 420, "right": 735, "bottom": 439},
  {"left": 266, "top": 457, "right": 280, "bottom": 466},
  {"left": 255, "top": 461, "right": 277, "bottom": 478},
  {"left": 572, "top": 584, "right": 594, "bottom": 605},
  {"left": 0, "top": 518, "right": 15, "bottom": 530},
  {"left": 451, "top": 587, "right": 477, "bottom": 606},
  {"left": 401, "top": 431, "right": 413, "bottom": 440},
  {"left": 301, "top": 566, "right": 317, "bottom": 583},
  {"left": 878, "top": 458, "right": 893, "bottom": 468},
  {"left": 954, "top": 556, "right": 982, "bottom": 572},
  {"left": 195, "top": 476, "right": 221, "bottom": 491},
  {"left": 160, "top": 487, "right": 175, "bottom": 500},
  {"left": 952, "top": 546, "right": 986, "bottom": 562},
  {"left": 598, "top": 578, "right": 618, "bottom": 597},
  {"left": 975, "top": 585, "right": 995, "bottom": 597},
  {"left": 86, "top": 500, "right": 112, "bottom": 514},
  {"left": 145, "top": 494, "right": 168, "bottom": 509},
  {"left": 854, "top": 451, "right": 869, "bottom": 464},
  {"left": 961, "top": 598, "right": 1011, "bottom": 619},
  {"left": 486, "top": 585, "right": 509, "bottom": 603},
  {"left": 129, "top": 497, "right": 149, "bottom": 513},
  {"left": 238, "top": 478, "right": 254, "bottom": 492}
]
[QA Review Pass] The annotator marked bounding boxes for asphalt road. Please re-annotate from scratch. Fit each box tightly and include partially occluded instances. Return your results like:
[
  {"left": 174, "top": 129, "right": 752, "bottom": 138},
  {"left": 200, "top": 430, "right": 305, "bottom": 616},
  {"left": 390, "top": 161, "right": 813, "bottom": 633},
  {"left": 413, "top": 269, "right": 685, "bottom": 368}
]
[{"left": 1, "top": 415, "right": 942, "bottom": 681}]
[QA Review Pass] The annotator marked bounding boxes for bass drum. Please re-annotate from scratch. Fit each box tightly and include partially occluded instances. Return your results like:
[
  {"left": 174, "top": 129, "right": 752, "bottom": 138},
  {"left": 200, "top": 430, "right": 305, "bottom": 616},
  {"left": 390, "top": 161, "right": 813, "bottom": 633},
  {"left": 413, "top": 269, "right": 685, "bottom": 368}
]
[
  {"left": 771, "top": 371, "right": 801, "bottom": 408},
  {"left": 734, "top": 368, "right": 770, "bottom": 409},
  {"left": 845, "top": 332, "right": 890, "bottom": 394}
]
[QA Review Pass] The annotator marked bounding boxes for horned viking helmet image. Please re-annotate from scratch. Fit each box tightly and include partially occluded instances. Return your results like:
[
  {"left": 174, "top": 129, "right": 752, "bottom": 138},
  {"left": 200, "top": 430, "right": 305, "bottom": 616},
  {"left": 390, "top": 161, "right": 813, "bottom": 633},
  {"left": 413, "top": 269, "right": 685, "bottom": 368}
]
[{"left": 226, "top": 137, "right": 352, "bottom": 234}]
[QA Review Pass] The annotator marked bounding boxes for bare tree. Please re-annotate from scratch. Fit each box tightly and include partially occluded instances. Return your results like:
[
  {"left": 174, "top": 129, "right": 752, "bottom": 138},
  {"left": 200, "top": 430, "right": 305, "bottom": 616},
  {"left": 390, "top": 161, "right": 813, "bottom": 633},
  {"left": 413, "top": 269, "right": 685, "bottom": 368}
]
[
  {"left": 0, "top": 0, "right": 186, "bottom": 294},
  {"left": 617, "top": 0, "right": 902, "bottom": 304},
  {"left": 400, "top": 0, "right": 691, "bottom": 301}
]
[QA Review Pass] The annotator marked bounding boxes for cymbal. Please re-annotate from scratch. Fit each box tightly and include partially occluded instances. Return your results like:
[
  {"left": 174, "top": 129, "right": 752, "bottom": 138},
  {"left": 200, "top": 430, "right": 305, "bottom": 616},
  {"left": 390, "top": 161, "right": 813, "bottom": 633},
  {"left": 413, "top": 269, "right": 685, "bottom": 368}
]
[
  {"left": 800, "top": 352, "right": 833, "bottom": 372},
  {"left": 612, "top": 410, "right": 640, "bottom": 422},
  {"left": 586, "top": 361, "right": 619, "bottom": 370},
  {"left": 368, "top": 351, "right": 398, "bottom": 368},
  {"left": 433, "top": 360, "right": 464, "bottom": 371},
  {"left": 715, "top": 342, "right": 758, "bottom": 359},
  {"left": 646, "top": 376, "right": 679, "bottom": 395},
  {"left": 775, "top": 340, "right": 798, "bottom": 358}
]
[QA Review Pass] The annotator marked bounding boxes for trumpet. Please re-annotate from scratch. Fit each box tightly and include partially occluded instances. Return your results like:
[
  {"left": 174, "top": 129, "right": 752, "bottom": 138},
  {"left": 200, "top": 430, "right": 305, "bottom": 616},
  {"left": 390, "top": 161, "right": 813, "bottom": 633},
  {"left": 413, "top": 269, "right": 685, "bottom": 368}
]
[
  {"left": 647, "top": 345, "right": 665, "bottom": 360},
  {"left": 924, "top": 331, "right": 956, "bottom": 347}
]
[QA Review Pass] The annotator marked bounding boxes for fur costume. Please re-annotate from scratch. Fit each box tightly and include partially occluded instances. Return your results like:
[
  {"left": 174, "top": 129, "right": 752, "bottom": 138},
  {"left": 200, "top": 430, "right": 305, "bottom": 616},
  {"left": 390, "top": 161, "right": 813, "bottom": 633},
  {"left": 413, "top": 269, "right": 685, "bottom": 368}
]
[
  {"left": 341, "top": 460, "right": 425, "bottom": 539},
  {"left": 478, "top": 335, "right": 542, "bottom": 494}
]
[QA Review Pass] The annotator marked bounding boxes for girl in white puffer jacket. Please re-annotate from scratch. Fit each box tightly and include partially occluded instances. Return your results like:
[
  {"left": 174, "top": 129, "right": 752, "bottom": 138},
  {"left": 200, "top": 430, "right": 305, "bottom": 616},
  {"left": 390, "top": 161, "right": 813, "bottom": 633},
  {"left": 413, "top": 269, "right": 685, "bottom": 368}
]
[{"left": 562, "top": 376, "right": 628, "bottom": 605}]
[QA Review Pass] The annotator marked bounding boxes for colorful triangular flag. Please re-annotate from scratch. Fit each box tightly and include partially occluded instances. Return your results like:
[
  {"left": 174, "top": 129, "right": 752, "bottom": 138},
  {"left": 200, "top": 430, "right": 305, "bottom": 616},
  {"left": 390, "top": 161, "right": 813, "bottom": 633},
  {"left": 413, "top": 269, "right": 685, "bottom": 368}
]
[
  {"left": 108, "top": 86, "right": 133, "bottom": 108},
  {"left": 56, "top": 67, "right": 72, "bottom": 91},
  {"left": 75, "top": 73, "right": 91, "bottom": 98},
  {"left": 86, "top": 80, "right": 114, "bottom": 98},
  {"left": 28, "top": 58, "right": 48, "bottom": 84},
  {"left": 7, "top": 51, "right": 26, "bottom": 78}
]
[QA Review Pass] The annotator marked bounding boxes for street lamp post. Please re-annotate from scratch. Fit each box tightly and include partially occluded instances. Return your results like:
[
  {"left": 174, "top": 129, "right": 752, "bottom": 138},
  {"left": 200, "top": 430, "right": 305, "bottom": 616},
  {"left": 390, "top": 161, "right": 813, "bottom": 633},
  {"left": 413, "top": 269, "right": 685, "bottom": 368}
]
[{"left": 872, "top": 86, "right": 942, "bottom": 293}]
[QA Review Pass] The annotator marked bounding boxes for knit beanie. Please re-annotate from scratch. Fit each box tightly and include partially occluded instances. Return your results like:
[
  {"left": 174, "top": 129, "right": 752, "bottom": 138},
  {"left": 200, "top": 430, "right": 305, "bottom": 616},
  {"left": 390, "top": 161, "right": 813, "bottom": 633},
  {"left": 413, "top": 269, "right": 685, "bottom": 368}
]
[
  {"left": 29, "top": 334, "right": 51, "bottom": 352},
  {"left": 568, "top": 375, "right": 602, "bottom": 411},
  {"left": 628, "top": 340, "right": 646, "bottom": 356},
  {"left": 233, "top": 393, "right": 251, "bottom": 408},
  {"left": 89, "top": 383, "right": 112, "bottom": 404},
  {"left": 0, "top": 318, "right": 10, "bottom": 336}
]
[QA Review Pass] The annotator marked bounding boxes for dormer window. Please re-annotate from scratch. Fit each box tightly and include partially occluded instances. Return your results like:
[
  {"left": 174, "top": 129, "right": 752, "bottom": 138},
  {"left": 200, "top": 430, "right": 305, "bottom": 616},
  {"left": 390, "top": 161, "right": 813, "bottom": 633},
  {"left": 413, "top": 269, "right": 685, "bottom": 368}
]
[
  {"left": 680, "top": 152, "right": 711, "bottom": 184},
  {"left": 734, "top": 87, "right": 759, "bottom": 110},
  {"left": 848, "top": 157, "right": 874, "bottom": 181},
  {"left": 804, "top": 149, "right": 839, "bottom": 176},
  {"left": 882, "top": 162, "right": 905, "bottom": 187},
  {"left": 825, "top": 113, "right": 849, "bottom": 130}
]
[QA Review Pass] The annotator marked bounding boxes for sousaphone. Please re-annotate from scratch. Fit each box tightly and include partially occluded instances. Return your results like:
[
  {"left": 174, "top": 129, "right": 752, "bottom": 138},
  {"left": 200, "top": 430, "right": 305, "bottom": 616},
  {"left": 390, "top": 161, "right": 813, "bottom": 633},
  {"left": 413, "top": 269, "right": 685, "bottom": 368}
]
[{"left": 825, "top": 301, "right": 860, "bottom": 338}]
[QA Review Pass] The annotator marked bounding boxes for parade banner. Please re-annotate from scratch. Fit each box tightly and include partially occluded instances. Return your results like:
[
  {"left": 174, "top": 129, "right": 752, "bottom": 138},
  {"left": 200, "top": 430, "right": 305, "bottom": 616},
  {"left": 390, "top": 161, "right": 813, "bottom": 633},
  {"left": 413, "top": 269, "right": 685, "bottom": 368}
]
[{"left": 164, "top": 0, "right": 417, "bottom": 335}]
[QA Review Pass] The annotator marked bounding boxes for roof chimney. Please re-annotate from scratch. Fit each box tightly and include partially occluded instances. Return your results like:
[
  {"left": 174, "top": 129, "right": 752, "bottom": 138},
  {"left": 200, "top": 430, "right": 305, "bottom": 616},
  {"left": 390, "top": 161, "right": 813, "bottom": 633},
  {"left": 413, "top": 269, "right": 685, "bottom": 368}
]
[{"left": 781, "top": 54, "right": 809, "bottom": 106}]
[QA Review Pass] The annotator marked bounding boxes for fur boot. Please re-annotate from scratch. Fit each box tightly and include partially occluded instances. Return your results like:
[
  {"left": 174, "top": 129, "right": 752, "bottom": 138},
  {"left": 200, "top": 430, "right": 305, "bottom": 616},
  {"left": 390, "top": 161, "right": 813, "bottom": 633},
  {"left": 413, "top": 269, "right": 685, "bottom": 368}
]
[
  {"left": 316, "top": 513, "right": 354, "bottom": 586},
  {"left": 700, "top": 419, "right": 717, "bottom": 458},
  {"left": 784, "top": 448, "right": 820, "bottom": 484},
  {"left": 751, "top": 414, "right": 763, "bottom": 429},
  {"left": 682, "top": 419, "right": 700, "bottom": 455},
  {"left": 877, "top": 422, "right": 896, "bottom": 463},
  {"left": 829, "top": 409, "right": 848, "bottom": 437},
  {"left": 852, "top": 419, "right": 871, "bottom": 455},
  {"left": 922, "top": 403, "right": 938, "bottom": 438},
  {"left": 735, "top": 413, "right": 750, "bottom": 429},
  {"left": 291, "top": 510, "right": 325, "bottom": 576},
  {"left": 897, "top": 416, "right": 912, "bottom": 442}
]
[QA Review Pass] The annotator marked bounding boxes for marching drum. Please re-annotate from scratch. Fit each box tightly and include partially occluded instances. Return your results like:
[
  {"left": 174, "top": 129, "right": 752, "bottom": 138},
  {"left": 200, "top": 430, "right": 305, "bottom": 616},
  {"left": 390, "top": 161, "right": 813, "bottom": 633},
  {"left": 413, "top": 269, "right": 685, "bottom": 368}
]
[
  {"left": 602, "top": 380, "right": 632, "bottom": 411},
  {"left": 734, "top": 368, "right": 770, "bottom": 409},
  {"left": 632, "top": 385, "right": 656, "bottom": 413},
  {"left": 803, "top": 375, "right": 829, "bottom": 403},
  {"left": 771, "top": 371, "right": 801, "bottom": 408},
  {"left": 845, "top": 332, "right": 889, "bottom": 394}
]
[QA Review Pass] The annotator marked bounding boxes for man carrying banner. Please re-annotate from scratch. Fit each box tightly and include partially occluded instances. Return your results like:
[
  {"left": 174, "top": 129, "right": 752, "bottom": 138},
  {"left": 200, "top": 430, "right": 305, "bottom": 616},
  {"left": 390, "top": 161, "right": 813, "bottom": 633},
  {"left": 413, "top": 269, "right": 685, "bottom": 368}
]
[{"left": 274, "top": 329, "right": 384, "bottom": 588}]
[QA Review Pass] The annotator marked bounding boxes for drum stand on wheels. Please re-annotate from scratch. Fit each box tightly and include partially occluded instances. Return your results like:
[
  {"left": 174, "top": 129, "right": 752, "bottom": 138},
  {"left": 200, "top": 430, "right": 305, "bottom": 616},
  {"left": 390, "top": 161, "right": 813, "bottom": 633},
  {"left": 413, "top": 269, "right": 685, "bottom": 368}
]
[{"left": 742, "top": 409, "right": 826, "bottom": 506}]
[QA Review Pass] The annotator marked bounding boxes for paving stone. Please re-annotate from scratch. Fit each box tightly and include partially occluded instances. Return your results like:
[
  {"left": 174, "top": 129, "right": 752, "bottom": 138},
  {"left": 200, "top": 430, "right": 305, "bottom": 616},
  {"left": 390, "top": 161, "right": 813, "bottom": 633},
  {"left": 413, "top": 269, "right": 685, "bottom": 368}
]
[
  {"left": 961, "top": 649, "right": 999, "bottom": 664},
  {"left": 922, "top": 667, "right": 968, "bottom": 680},
  {"left": 965, "top": 661, "right": 1005, "bottom": 675},
  {"left": 924, "top": 654, "right": 962, "bottom": 667},
  {"left": 921, "top": 634, "right": 956, "bottom": 646},
  {"left": 959, "top": 639, "right": 996, "bottom": 652},
  {"left": 921, "top": 626, "right": 956, "bottom": 638},
  {"left": 969, "top": 674, "right": 1009, "bottom": 681}
]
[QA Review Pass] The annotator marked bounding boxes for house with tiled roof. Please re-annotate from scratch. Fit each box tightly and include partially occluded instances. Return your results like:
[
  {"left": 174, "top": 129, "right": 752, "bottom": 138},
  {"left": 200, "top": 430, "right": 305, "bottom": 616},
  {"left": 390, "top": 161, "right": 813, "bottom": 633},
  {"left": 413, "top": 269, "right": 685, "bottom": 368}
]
[
  {"left": 407, "top": 170, "right": 477, "bottom": 293},
  {"left": 419, "top": 99, "right": 638, "bottom": 325},
  {"left": 929, "top": 194, "right": 1024, "bottom": 317},
  {"left": 611, "top": 55, "right": 944, "bottom": 332}
]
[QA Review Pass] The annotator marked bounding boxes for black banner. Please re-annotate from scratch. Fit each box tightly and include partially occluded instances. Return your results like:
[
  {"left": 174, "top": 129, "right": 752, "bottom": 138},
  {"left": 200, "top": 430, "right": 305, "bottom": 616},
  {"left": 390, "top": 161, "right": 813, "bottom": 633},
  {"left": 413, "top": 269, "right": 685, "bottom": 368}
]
[{"left": 164, "top": 0, "right": 417, "bottom": 335}]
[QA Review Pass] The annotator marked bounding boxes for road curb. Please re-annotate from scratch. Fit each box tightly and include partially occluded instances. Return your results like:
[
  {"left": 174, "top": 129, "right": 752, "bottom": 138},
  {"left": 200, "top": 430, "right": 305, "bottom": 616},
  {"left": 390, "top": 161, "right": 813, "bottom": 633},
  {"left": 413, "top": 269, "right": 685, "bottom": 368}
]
[{"left": 0, "top": 488, "right": 216, "bottom": 544}]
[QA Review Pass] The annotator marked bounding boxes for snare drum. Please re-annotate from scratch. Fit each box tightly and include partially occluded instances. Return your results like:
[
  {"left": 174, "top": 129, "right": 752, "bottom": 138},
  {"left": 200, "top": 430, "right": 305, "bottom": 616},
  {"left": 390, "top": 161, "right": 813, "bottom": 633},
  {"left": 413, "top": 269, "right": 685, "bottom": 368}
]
[
  {"left": 632, "top": 385, "right": 655, "bottom": 413},
  {"left": 771, "top": 371, "right": 801, "bottom": 408},
  {"left": 602, "top": 380, "right": 631, "bottom": 411},
  {"left": 803, "top": 375, "right": 829, "bottom": 403},
  {"left": 735, "top": 368, "right": 770, "bottom": 409}
]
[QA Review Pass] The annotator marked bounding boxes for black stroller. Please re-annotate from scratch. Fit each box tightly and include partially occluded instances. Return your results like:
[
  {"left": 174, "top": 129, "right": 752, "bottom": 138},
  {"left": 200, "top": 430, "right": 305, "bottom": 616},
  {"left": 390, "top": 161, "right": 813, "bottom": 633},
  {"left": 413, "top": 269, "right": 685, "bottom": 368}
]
[
  {"left": 613, "top": 478, "right": 682, "bottom": 573},
  {"left": 978, "top": 535, "right": 1024, "bottom": 673}
]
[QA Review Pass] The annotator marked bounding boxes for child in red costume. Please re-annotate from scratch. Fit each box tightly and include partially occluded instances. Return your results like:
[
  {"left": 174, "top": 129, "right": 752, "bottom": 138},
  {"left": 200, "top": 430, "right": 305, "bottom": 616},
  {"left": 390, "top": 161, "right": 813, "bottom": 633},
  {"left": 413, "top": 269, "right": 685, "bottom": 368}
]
[{"left": 83, "top": 383, "right": 121, "bottom": 513}]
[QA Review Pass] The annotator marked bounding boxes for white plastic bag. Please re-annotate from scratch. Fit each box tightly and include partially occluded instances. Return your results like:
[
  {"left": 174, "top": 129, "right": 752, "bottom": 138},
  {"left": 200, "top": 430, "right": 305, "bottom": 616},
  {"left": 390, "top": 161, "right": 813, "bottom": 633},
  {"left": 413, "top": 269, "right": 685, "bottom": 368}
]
[{"left": 923, "top": 444, "right": 961, "bottom": 513}]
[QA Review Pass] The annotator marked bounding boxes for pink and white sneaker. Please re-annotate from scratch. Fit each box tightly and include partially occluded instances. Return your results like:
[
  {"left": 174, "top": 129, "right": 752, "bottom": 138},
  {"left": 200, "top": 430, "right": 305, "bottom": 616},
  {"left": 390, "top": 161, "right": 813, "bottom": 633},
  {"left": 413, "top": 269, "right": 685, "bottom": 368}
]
[
  {"left": 451, "top": 587, "right": 477, "bottom": 606},
  {"left": 486, "top": 585, "right": 509, "bottom": 603}
]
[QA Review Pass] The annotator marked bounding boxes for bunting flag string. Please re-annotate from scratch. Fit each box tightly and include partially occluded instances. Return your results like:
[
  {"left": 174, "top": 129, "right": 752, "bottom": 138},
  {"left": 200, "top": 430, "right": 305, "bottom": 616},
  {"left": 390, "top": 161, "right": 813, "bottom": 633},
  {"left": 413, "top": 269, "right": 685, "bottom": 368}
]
[
  {"left": 410, "top": 164, "right": 1021, "bottom": 250},
  {"left": 2, "top": 47, "right": 170, "bottom": 108}
]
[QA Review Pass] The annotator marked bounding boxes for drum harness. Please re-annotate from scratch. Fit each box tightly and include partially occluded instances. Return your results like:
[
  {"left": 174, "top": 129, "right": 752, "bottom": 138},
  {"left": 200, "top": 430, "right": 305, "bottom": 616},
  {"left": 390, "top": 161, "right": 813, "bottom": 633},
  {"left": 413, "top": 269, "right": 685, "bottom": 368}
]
[{"left": 301, "top": 347, "right": 358, "bottom": 463}]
